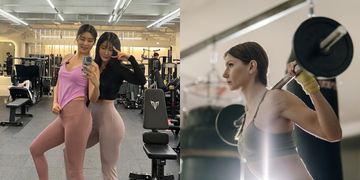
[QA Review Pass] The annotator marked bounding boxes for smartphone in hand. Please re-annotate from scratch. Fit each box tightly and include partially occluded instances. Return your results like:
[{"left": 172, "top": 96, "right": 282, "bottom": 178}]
[{"left": 82, "top": 56, "right": 92, "bottom": 76}]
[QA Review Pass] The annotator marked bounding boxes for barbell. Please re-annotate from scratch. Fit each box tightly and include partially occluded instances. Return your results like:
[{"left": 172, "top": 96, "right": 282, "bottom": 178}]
[{"left": 215, "top": 16, "right": 354, "bottom": 146}]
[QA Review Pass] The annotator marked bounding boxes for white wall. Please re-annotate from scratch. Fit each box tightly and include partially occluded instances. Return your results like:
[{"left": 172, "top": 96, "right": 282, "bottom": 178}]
[{"left": 0, "top": 37, "right": 22, "bottom": 58}]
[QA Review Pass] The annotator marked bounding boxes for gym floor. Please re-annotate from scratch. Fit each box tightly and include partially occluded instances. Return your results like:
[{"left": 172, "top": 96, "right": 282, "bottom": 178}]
[{"left": 0, "top": 96, "right": 180, "bottom": 180}]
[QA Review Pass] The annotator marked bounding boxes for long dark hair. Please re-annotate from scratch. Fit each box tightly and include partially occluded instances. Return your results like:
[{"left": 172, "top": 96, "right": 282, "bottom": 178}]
[
  {"left": 94, "top": 32, "right": 121, "bottom": 68},
  {"left": 76, "top": 24, "right": 97, "bottom": 40},
  {"left": 224, "top": 41, "right": 269, "bottom": 86}
]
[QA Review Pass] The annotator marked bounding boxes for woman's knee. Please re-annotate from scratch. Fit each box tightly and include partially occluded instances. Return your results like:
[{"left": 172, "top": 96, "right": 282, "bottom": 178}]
[{"left": 29, "top": 141, "right": 42, "bottom": 157}]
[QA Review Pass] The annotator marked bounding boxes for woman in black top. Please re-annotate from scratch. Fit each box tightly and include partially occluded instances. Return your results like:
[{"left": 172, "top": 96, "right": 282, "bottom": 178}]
[{"left": 64, "top": 32, "right": 146, "bottom": 180}]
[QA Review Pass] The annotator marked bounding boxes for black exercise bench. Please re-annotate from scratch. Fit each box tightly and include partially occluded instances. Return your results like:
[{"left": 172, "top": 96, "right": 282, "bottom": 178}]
[
  {"left": 129, "top": 89, "right": 178, "bottom": 180},
  {"left": 0, "top": 98, "right": 32, "bottom": 126}
]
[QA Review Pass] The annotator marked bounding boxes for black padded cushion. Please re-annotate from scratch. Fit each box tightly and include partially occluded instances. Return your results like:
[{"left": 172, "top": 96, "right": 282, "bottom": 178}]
[
  {"left": 6, "top": 98, "right": 29, "bottom": 107},
  {"left": 9, "top": 87, "right": 32, "bottom": 101},
  {"left": 143, "top": 132, "right": 169, "bottom": 144},
  {"left": 15, "top": 65, "right": 40, "bottom": 82},
  {"left": 143, "top": 89, "right": 168, "bottom": 130},
  {"left": 143, "top": 144, "right": 178, "bottom": 160}
]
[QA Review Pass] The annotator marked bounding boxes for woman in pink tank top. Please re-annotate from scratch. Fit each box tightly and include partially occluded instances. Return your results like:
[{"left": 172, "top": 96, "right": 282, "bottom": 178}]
[{"left": 29, "top": 24, "right": 100, "bottom": 180}]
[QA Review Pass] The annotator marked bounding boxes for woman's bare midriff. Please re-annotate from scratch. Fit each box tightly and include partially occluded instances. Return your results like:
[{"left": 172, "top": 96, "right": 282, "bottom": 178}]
[
  {"left": 72, "top": 98, "right": 114, "bottom": 103},
  {"left": 247, "top": 154, "right": 313, "bottom": 180},
  {"left": 73, "top": 97, "right": 87, "bottom": 101},
  {"left": 96, "top": 99, "right": 114, "bottom": 103}
]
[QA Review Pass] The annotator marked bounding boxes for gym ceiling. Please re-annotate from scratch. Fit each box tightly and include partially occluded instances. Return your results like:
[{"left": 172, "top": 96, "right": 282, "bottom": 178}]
[{"left": 0, "top": 0, "right": 180, "bottom": 42}]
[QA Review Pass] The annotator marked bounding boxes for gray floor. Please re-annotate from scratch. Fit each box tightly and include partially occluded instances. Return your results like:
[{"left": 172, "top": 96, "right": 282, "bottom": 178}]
[{"left": 0, "top": 96, "right": 180, "bottom": 180}]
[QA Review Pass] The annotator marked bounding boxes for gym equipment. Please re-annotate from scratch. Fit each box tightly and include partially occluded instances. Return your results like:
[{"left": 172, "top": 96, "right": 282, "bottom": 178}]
[
  {"left": 171, "top": 114, "right": 181, "bottom": 152},
  {"left": 117, "top": 63, "right": 146, "bottom": 109},
  {"left": 42, "top": 77, "right": 51, "bottom": 94},
  {"left": 0, "top": 64, "right": 4, "bottom": 75},
  {"left": 148, "top": 57, "right": 161, "bottom": 87},
  {"left": 215, "top": 104, "right": 245, "bottom": 146},
  {"left": 181, "top": 106, "right": 241, "bottom": 180},
  {"left": 8, "top": 84, "right": 35, "bottom": 104},
  {"left": 11, "top": 64, "right": 41, "bottom": 104},
  {"left": 51, "top": 54, "right": 62, "bottom": 86},
  {"left": 289, "top": 17, "right": 353, "bottom": 78},
  {"left": 0, "top": 98, "right": 33, "bottom": 126},
  {"left": 141, "top": 48, "right": 160, "bottom": 87},
  {"left": 153, "top": 69, "right": 180, "bottom": 118},
  {"left": 129, "top": 89, "right": 178, "bottom": 180},
  {"left": 160, "top": 47, "right": 179, "bottom": 84},
  {"left": 216, "top": 16, "right": 353, "bottom": 146},
  {"left": 141, "top": 48, "right": 160, "bottom": 62},
  {"left": 10, "top": 57, "right": 52, "bottom": 103},
  {"left": 123, "top": 82, "right": 140, "bottom": 109}
]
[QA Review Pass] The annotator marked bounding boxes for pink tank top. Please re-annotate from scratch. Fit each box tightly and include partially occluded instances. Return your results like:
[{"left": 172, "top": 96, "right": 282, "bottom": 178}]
[{"left": 57, "top": 55, "right": 89, "bottom": 107}]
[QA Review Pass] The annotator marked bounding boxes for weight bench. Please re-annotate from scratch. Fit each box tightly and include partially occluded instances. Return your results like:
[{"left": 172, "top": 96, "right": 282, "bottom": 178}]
[
  {"left": 129, "top": 89, "right": 178, "bottom": 180},
  {"left": 0, "top": 98, "right": 32, "bottom": 126},
  {"left": 8, "top": 84, "right": 35, "bottom": 103}
]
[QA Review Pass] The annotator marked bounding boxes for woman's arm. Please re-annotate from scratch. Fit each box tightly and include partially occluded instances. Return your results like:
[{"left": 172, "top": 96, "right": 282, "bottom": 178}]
[
  {"left": 122, "top": 55, "right": 146, "bottom": 85},
  {"left": 111, "top": 47, "right": 146, "bottom": 85},
  {"left": 309, "top": 91, "right": 342, "bottom": 140},
  {"left": 280, "top": 90, "right": 341, "bottom": 142},
  {"left": 280, "top": 62, "right": 342, "bottom": 142}
]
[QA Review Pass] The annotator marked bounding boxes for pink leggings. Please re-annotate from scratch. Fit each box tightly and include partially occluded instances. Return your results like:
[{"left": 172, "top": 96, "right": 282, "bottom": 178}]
[
  {"left": 65, "top": 102, "right": 125, "bottom": 180},
  {"left": 30, "top": 100, "right": 92, "bottom": 180}
]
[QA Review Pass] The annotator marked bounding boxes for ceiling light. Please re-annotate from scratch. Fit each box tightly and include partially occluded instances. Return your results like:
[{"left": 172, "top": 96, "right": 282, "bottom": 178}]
[
  {"left": 0, "top": 9, "right": 28, "bottom": 26},
  {"left": 114, "top": 0, "right": 121, "bottom": 10},
  {"left": 109, "top": 0, "right": 132, "bottom": 24},
  {"left": 147, "top": 8, "right": 180, "bottom": 29},
  {"left": 58, "top": 14, "right": 64, "bottom": 21},
  {"left": 108, "top": 15, "right": 113, "bottom": 23},
  {"left": 46, "top": 0, "right": 55, "bottom": 9},
  {"left": 119, "top": 0, "right": 126, "bottom": 9},
  {"left": 46, "top": 0, "right": 65, "bottom": 21}
]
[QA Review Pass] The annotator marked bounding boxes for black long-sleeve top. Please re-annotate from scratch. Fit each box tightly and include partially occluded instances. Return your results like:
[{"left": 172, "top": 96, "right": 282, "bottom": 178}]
[{"left": 98, "top": 55, "right": 146, "bottom": 100}]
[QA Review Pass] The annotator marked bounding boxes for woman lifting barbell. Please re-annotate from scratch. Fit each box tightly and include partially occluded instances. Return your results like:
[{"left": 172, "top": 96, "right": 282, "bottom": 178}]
[{"left": 222, "top": 41, "right": 342, "bottom": 180}]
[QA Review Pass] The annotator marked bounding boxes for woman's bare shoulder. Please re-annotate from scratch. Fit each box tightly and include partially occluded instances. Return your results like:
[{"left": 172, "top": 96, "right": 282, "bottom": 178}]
[
  {"left": 266, "top": 89, "right": 303, "bottom": 109},
  {"left": 61, "top": 54, "right": 75, "bottom": 64}
]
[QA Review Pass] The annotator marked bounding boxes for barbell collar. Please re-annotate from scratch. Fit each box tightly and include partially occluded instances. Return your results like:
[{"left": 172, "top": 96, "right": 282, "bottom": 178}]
[
  {"left": 272, "top": 65, "right": 302, "bottom": 89},
  {"left": 320, "top": 25, "right": 347, "bottom": 53},
  {"left": 233, "top": 113, "right": 246, "bottom": 128}
]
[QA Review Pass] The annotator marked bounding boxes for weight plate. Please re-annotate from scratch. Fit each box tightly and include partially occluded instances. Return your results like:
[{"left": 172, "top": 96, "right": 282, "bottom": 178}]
[
  {"left": 293, "top": 17, "right": 353, "bottom": 77},
  {"left": 42, "top": 79, "right": 51, "bottom": 93},
  {"left": 215, "top": 104, "right": 245, "bottom": 146}
]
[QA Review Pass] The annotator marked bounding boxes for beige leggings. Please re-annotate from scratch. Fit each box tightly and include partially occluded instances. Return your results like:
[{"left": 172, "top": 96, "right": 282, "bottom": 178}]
[
  {"left": 30, "top": 100, "right": 92, "bottom": 180},
  {"left": 64, "top": 102, "right": 125, "bottom": 180}
]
